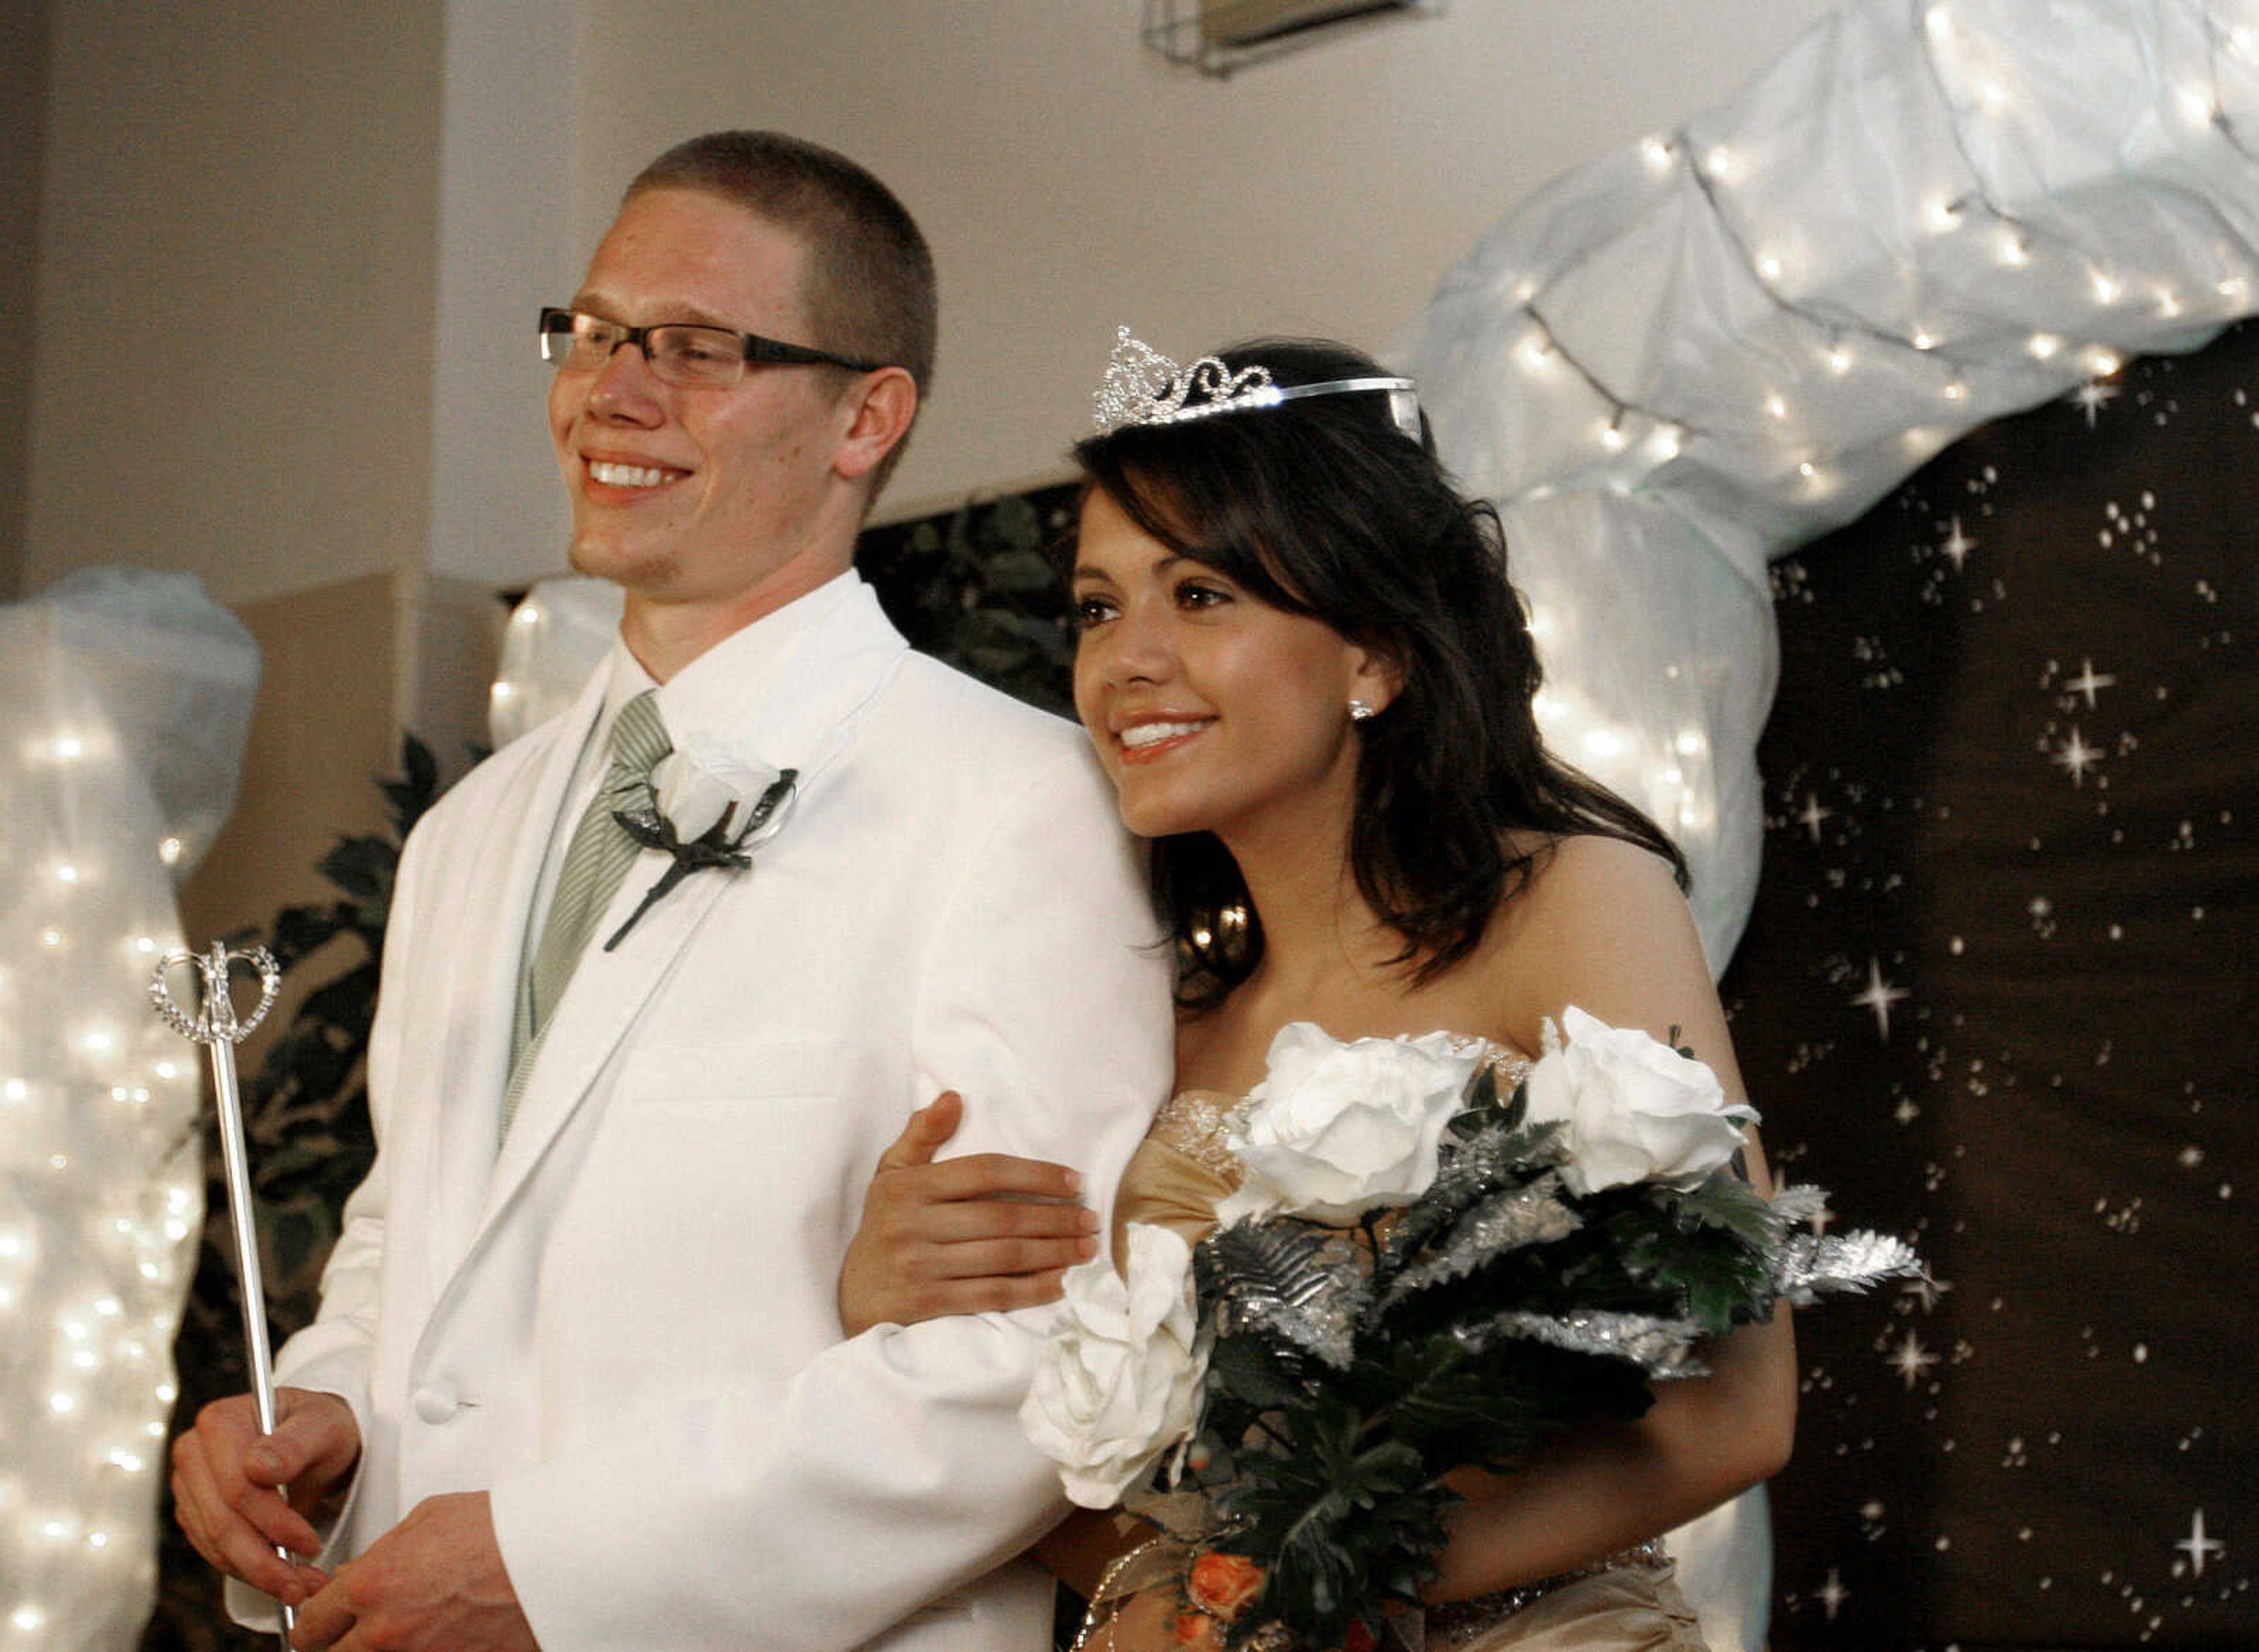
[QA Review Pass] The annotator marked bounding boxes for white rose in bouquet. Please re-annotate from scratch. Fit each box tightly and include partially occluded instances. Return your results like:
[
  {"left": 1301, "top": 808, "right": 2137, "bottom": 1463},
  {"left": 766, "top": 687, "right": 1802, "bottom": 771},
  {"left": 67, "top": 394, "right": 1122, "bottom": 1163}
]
[
  {"left": 1216, "top": 1023, "right": 1484, "bottom": 1227},
  {"left": 1021, "top": 1223, "right": 1206, "bottom": 1508},
  {"left": 648, "top": 732, "right": 785, "bottom": 845},
  {"left": 1522, "top": 1005, "right": 1757, "bottom": 1195}
]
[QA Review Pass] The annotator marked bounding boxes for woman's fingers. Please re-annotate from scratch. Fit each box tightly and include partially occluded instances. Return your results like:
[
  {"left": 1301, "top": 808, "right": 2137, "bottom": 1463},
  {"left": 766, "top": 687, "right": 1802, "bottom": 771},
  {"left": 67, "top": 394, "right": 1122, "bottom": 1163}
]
[
  {"left": 874, "top": 1090, "right": 965, "bottom": 1173},
  {"left": 899, "top": 1191, "right": 1098, "bottom": 1248},
  {"left": 916, "top": 1267, "right": 1076, "bottom": 1318},
  {"left": 927, "top": 1230, "right": 1099, "bottom": 1280},
  {"left": 842, "top": 1089, "right": 1102, "bottom": 1333}
]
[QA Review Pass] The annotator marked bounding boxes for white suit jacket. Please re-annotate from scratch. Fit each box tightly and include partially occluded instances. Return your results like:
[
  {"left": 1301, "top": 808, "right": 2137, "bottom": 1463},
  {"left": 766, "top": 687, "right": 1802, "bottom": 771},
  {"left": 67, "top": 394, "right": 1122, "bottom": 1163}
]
[{"left": 244, "top": 579, "right": 1175, "bottom": 1650}]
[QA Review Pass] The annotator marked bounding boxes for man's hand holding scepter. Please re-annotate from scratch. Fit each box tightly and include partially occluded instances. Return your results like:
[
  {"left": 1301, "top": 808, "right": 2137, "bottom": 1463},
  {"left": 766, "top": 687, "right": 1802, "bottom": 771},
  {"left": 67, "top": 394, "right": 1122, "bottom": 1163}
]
[{"left": 153, "top": 944, "right": 355, "bottom": 1641}]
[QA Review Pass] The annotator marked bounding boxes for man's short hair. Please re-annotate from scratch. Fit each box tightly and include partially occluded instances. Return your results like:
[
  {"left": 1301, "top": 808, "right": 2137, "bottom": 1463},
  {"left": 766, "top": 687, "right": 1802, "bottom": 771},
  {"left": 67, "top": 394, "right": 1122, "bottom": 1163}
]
[{"left": 628, "top": 131, "right": 937, "bottom": 498}]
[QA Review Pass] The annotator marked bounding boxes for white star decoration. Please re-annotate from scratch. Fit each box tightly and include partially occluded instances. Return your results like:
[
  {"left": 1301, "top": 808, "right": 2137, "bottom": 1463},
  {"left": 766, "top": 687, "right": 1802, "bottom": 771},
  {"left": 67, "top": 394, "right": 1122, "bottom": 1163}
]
[
  {"left": 1852, "top": 957, "right": 1911, "bottom": 1040},
  {"left": 1903, "top": 1270, "right": 1954, "bottom": 1313},
  {"left": 1938, "top": 515, "right": 1978, "bottom": 571},
  {"left": 2071, "top": 378, "right": 2121, "bottom": 427},
  {"left": 1890, "top": 1330, "right": 1940, "bottom": 1390},
  {"left": 1798, "top": 792, "right": 1835, "bottom": 842},
  {"left": 2064, "top": 658, "right": 2117, "bottom": 707},
  {"left": 1816, "top": 1567, "right": 1849, "bottom": 1622},
  {"left": 2051, "top": 726, "right": 2103, "bottom": 785},
  {"left": 2177, "top": 1509, "right": 2226, "bottom": 1578}
]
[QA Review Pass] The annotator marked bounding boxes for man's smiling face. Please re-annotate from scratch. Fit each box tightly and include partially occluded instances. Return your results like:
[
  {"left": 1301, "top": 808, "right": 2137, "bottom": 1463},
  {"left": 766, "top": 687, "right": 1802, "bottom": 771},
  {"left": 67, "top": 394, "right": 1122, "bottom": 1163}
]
[{"left": 547, "top": 186, "right": 861, "bottom": 625}]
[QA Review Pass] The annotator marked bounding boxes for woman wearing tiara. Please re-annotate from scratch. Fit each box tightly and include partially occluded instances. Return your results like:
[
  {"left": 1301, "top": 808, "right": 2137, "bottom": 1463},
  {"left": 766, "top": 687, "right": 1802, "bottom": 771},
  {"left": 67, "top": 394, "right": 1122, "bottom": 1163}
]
[{"left": 839, "top": 335, "right": 1795, "bottom": 1650}]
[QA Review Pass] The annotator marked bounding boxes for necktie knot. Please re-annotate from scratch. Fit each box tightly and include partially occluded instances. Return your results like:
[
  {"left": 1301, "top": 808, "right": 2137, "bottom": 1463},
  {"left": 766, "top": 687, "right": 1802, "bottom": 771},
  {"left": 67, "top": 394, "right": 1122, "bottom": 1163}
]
[{"left": 609, "top": 691, "right": 671, "bottom": 784}]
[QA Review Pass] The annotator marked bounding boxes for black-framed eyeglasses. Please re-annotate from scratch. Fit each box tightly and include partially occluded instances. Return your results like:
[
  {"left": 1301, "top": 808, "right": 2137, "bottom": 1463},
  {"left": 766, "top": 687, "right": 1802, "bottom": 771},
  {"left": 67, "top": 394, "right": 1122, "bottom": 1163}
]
[{"left": 538, "top": 307, "right": 884, "bottom": 388}]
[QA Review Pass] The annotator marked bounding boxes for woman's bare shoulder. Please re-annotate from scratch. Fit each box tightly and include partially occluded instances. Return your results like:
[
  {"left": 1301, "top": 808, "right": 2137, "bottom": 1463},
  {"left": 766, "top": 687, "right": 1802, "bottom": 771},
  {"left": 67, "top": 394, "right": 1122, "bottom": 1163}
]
[
  {"left": 1470, "top": 833, "right": 1708, "bottom": 1049},
  {"left": 1508, "top": 831, "right": 1690, "bottom": 940}
]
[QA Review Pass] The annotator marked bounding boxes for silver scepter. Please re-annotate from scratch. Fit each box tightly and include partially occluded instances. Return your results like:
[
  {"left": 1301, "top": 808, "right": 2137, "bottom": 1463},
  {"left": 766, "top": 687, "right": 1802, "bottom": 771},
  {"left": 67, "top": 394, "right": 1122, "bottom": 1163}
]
[{"left": 150, "top": 941, "right": 292, "bottom": 1647}]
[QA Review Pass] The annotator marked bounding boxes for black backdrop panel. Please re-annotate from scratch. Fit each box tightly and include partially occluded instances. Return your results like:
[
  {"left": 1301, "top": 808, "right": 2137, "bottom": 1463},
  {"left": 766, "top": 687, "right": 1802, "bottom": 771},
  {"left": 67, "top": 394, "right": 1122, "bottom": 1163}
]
[{"left": 1731, "top": 325, "right": 2258, "bottom": 1649}]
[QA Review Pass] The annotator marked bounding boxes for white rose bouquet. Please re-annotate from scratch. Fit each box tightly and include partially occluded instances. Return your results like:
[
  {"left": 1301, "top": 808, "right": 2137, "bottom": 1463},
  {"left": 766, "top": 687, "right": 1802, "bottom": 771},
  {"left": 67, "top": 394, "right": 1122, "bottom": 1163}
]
[{"left": 1025, "top": 1013, "right": 1918, "bottom": 1650}]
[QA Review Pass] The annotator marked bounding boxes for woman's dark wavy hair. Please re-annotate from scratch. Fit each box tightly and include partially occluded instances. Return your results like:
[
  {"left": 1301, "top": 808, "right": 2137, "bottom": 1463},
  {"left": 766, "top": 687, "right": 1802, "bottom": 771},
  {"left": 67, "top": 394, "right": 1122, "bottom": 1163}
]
[{"left": 1069, "top": 338, "right": 1687, "bottom": 1005}]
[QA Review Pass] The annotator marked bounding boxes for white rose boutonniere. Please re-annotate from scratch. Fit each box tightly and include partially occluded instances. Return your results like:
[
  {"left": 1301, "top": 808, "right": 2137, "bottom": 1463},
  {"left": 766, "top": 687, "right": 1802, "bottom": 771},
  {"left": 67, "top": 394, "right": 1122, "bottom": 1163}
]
[
  {"left": 1021, "top": 1223, "right": 1207, "bottom": 1508},
  {"left": 649, "top": 734, "right": 784, "bottom": 843},
  {"left": 1215, "top": 1023, "right": 1485, "bottom": 1227},
  {"left": 605, "top": 733, "right": 797, "bottom": 949},
  {"left": 1521, "top": 1005, "right": 1757, "bottom": 1195}
]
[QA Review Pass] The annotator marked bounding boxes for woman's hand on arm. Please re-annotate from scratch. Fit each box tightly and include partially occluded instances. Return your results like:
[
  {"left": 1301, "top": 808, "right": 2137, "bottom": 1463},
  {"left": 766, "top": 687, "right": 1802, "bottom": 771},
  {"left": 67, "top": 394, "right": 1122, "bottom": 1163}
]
[{"left": 837, "top": 1091, "right": 1102, "bottom": 1335}]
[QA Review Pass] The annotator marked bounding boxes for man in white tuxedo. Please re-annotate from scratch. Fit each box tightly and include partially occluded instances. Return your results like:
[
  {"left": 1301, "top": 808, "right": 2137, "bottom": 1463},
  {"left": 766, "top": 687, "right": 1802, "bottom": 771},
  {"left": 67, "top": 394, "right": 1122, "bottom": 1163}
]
[{"left": 172, "top": 130, "right": 1174, "bottom": 1651}]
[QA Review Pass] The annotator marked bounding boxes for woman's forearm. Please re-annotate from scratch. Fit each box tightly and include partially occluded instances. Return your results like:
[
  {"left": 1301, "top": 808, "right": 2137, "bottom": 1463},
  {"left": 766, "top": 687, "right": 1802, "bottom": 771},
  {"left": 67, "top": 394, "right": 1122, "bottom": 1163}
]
[{"left": 1427, "top": 1310, "right": 1797, "bottom": 1601}]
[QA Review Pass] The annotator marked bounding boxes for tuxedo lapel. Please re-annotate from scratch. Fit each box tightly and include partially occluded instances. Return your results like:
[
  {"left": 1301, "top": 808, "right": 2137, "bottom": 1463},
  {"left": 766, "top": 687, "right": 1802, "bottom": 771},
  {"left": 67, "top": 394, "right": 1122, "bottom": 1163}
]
[
  {"left": 411, "top": 670, "right": 604, "bottom": 1293},
  {"left": 464, "top": 582, "right": 911, "bottom": 1251}
]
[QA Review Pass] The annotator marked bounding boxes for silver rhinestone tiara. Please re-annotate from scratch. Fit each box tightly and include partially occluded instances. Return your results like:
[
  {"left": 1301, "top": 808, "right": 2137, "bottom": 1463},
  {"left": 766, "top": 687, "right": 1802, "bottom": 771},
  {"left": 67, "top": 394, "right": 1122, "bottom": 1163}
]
[{"left": 1091, "top": 327, "right": 1422, "bottom": 440}]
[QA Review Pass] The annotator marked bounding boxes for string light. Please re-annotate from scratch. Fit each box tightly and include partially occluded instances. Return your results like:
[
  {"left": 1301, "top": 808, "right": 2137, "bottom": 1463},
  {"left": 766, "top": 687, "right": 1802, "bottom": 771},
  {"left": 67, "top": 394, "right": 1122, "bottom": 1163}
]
[{"left": 3, "top": 633, "right": 211, "bottom": 1651}]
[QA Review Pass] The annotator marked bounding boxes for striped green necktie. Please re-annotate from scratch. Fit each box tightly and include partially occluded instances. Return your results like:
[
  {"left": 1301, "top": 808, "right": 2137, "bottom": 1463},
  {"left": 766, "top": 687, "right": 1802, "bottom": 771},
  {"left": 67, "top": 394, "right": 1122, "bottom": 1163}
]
[{"left": 501, "top": 691, "right": 669, "bottom": 1137}]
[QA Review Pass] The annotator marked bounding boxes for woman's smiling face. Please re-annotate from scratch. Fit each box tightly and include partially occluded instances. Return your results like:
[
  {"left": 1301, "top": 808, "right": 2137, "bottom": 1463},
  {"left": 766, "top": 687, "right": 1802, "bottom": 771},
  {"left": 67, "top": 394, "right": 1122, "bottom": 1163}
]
[{"left": 1069, "top": 485, "right": 1391, "bottom": 845}]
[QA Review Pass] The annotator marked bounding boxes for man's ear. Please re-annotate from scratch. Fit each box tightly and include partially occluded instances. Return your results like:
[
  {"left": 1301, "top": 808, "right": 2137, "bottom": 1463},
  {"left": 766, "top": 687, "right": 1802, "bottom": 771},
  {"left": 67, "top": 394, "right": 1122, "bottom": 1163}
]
[{"left": 831, "top": 367, "right": 918, "bottom": 484}]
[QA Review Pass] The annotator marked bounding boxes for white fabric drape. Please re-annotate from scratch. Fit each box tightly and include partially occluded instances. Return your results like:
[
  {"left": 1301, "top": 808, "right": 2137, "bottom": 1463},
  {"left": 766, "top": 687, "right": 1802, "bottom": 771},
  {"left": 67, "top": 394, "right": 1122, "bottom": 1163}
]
[{"left": 1, "top": 569, "right": 259, "bottom": 1651}]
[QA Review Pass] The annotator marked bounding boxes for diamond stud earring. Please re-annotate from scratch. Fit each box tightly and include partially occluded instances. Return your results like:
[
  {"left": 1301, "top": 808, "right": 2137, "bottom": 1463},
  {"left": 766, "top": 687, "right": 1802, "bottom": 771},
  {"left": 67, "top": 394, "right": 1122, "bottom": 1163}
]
[{"left": 1348, "top": 699, "right": 1377, "bottom": 722}]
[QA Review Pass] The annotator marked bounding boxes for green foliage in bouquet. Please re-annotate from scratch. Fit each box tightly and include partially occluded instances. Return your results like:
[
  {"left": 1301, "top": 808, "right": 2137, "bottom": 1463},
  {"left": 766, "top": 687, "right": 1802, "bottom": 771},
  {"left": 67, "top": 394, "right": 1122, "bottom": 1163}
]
[{"left": 1162, "top": 1050, "right": 1914, "bottom": 1648}]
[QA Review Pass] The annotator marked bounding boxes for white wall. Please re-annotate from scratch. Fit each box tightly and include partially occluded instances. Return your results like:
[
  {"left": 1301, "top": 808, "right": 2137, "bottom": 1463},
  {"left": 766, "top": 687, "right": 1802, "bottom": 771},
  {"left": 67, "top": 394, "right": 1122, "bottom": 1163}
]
[
  {"left": 565, "top": 0, "right": 1838, "bottom": 534},
  {"left": 22, "top": 0, "right": 447, "bottom": 608},
  {"left": 0, "top": 0, "right": 50, "bottom": 601},
  {"left": 22, "top": 0, "right": 1837, "bottom": 605}
]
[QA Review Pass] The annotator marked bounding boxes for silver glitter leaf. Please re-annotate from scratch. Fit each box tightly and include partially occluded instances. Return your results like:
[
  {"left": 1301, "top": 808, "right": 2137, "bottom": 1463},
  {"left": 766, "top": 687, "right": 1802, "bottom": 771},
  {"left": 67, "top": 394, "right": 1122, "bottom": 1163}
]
[
  {"left": 1202, "top": 1218, "right": 1370, "bottom": 1369},
  {"left": 1457, "top": 1308, "right": 1708, "bottom": 1378},
  {"left": 1384, "top": 1121, "right": 1564, "bottom": 1265},
  {"left": 1381, "top": 1174, "right": 1582, "bottom": 1310},
  {"left": 1771, "top": 1228, "right": 1924, "bottom": 1304}
]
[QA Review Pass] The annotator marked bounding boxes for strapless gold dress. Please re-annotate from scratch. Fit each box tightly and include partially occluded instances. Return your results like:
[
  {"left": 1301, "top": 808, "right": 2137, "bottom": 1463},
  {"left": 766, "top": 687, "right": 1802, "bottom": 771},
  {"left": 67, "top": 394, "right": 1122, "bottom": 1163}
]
[{"left": 1107, "top": 1057, "right": 1710, "bottom": 1652}]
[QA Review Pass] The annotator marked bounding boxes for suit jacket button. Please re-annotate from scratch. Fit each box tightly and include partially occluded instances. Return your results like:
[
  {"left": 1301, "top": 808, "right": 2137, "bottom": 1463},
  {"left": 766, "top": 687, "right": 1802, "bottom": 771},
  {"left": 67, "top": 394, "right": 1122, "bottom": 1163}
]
[{"left": 411, "top": 1385, "right": 457, "bottom": 1423}]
